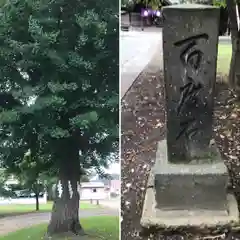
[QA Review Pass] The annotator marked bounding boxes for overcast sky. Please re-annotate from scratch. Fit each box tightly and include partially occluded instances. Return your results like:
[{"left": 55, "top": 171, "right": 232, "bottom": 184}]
[
  {"left": 104, "top": 162, "right": 120, "bottom": 175},
  {"left": 90, "top": 162, "right": 120, "bottom": 181}
]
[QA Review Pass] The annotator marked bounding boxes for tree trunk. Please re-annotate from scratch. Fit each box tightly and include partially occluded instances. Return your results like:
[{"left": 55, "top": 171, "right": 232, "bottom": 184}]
[
  {"left": 47, "top": 147, "right": 84, "bottom": 236},
  {"left": 229, "top": 37, "right": 240, "bottom": 87},
  {"left": 226, "top": 0, "right": 240, "bottom": 97},
  {"left": 35, "top": 192, "right": 39, "bottom": 211},
  {"left": 228, "top": 23, "right": 240, "bottom": 97},
  {"left": 232, "top": 49, "right": 240, "bottom": 97},
  {"left": 47, "top": 183, "right": 83, "bottom": 236},
  {"left": 129, "top": 11, "right": 131, "bottom": 27}
]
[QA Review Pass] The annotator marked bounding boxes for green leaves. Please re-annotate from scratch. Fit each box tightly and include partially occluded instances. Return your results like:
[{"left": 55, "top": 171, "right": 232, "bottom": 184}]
[
  {"left": 28, "top": 15, "right": 60, "bottom": 45},
  {"left": 45, "top": 126, "right": 70, "bottom": 139},
  {"left": 70, "top": 111, "right": 99, "bottom": 129},
  {"left": 0, "top": 110, "right": 19, "bottom": 123},
  {"left": 76, "top": 34, "right": 88, "bottom": 49},
  {"left": 213, "top": 0, "right": 226, "bottom": 7},
  {"left": 47, "top": 82, "right": 78, "bottom": 93},
  {"left": 28, "top": 15, "right": 43, "bottom": 39},
  {"left": 0, "top": 0, "right": 119, "bottom": 185},
  {"left": 75, "top": 10, "right": 100, "bottom": 28},
  {"left": 68, "top": 52, "right": 95, "bottom": 70}
]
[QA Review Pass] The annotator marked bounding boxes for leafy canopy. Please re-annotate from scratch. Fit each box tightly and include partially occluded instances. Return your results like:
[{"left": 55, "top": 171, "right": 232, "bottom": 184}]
[{"left": 0, "top": 0, "right": 119, "bottom": 176}]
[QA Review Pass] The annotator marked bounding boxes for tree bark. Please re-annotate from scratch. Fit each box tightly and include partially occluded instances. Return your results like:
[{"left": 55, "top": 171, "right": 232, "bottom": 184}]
[
  {"left": 35, "top": 192, "right": 39, "bottom": 211},
  {"left": 47, "top": 180, "right": 83, "bottom": 235},
  {"left": 47, "top": 147, "right": 84, "bottom": 236},
  {"left": 229, "top": 38, "right": 240, "bottom": 89},
  {"left": 129, "top": 11, "right": 131, "bottom": 27},
  {"left": 226, "top": 0, "right": 240, "bottom": 96}
]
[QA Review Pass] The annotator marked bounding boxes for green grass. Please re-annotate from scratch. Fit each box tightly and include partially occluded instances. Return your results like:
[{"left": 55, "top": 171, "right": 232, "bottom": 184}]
[
  {"left": 0, "top": 216, "right": 119, "bottom": 240},
  {"left": 0, "top": 201, "right": 98, "bottom": 218},
  {"left": 217, "top": 44, "right": 232, "bottom": 77}
]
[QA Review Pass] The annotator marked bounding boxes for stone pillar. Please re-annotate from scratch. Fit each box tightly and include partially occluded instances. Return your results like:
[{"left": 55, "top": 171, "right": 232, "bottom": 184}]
[
  {"left": 141, "top": 4, "right": 239, "bottom": 229},
  {"left": 163, "top": 4, "right": 219, "bottom": 163}
]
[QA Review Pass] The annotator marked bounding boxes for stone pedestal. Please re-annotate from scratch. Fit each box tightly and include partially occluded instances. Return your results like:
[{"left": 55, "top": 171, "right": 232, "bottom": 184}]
[
  {"left": 141, "top": 4, "right": 239, "bottom": 229},
  {"left": 141, "top": 140, "right": 238, "bottom": 228},
  {"left": 154, "top": 140, "right": 227, "bottom": 211},
  {"left": 162, "top": 4, "right": 220, "bottom": 163}
]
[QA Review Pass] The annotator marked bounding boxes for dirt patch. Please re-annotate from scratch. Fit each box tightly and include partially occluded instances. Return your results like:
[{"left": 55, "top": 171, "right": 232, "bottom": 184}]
[{"left": 121, "top": 53, "right": 240, "bottom": 239}]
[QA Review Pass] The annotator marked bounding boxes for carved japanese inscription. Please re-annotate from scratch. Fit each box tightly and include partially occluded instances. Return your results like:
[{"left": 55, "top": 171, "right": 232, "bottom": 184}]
[
  {"left": 174, "top": 34, "right": 208, "bottom": 141},
  {"left": 162, "top": 6, "right": 219, "bottom": 163}
]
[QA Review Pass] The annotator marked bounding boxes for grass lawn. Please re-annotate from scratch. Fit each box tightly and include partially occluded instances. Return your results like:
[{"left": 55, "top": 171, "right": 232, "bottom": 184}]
[
  {"left": 0, "top": 201, "right": 98, "bottom": 218},
  {"left": 0, "top": 216, "right": 119, "bottom": 240},
  {"left": 217, "top": 44, "right": 232, "bottom": 77}
]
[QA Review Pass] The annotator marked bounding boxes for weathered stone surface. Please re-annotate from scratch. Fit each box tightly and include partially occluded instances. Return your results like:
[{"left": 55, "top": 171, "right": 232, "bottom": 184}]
[
  {"left": 141, "top": 4, "right": 239, "bottom": 229},
  {"left": 162, "top": 4, "right": 220, "bottom": 163},
  {"left": 140, "top": 140, "right": 239, "bottom": 228},
  {"left": 154, "top": 140, "right": 228, "bottom": 211},
  {"left": 141, "top": 184, "right": 238, "bottom": 229}
]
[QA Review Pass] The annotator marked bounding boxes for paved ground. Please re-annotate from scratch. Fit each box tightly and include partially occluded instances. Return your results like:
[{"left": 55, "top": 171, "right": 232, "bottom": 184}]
[
  {"left": 0, "top": 208, "right": 118, "bottom": 236},
  {"left": 99, "top": 198, "right": 120, "bottom": 210},
  {"left": 120, "top": 30, "right": 162, "bottom": 98}
]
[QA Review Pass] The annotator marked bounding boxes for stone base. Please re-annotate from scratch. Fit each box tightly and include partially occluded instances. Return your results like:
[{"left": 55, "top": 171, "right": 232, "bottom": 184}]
[
  {"left": 141, "top": 140, "right": 239, "bottom": 229},
  {"left": 141, "top": 186, "right": 238, "bottom": 228}
]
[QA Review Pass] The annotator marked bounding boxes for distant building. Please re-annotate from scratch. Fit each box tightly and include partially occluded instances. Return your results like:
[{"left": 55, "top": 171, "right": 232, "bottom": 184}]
[
  {"left": 110, "top": 180, "right": 120, "bottom": 194},
  {"left": 90, "top": 174, "right": 120, "bottom": 186},
  {"left": 80, "top": 182, "right": 107, "bottom": 200}
]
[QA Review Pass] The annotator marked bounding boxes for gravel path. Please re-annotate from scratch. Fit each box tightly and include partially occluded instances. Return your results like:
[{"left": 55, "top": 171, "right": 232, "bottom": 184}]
[
  {"left": 99, "top": 198, "right": 120, "bottom": 210},
  {"left": 0, "top": 208, "right": 118, "bottom": 236}
]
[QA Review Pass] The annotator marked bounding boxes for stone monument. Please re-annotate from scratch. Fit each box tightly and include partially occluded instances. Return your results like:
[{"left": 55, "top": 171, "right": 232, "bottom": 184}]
[{"left": 141, "top": 4, "right": 239, "bottom": 228}]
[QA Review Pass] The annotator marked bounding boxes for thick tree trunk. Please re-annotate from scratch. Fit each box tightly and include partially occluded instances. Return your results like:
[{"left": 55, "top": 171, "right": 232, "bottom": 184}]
[
  {"left": 226, "top": 0, "right": 240, "bottom": 97},
  {"left": 47, "top": 181, "right": 83, "bottom": 235},
  {"left": 228, "top": 28, "right": 240, "bottom": 97},
  {"left": 232, "top": 50, "right": 240, "bottom": 97},
  {"left": 47, "top": 147, "right": 83, "bottom": 236},
  {"left": 229, "top": 38, "right": 240, "bottom": 87},
  {"left": 35, "top": 192, "right": 39, "bottom": 211}
]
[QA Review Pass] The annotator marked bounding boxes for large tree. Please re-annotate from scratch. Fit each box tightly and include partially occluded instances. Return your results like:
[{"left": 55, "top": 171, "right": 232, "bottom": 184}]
[{"left": 0, "top": 0, "right": 118, "bottom": 237}]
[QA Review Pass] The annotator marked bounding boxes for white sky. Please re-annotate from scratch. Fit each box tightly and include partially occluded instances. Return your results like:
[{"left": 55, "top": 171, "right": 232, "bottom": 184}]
[
  {"left": 104, "top": 162, "right": 120, "bottom": 175},
  {"left": 90, "top": 162, "right": 120, "bottom": 181}
]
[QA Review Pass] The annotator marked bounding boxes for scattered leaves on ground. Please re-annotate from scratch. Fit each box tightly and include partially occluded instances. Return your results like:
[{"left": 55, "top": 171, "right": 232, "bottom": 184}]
[{"left": 121, "top": 54, "right": 240, "bottom": 240}]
